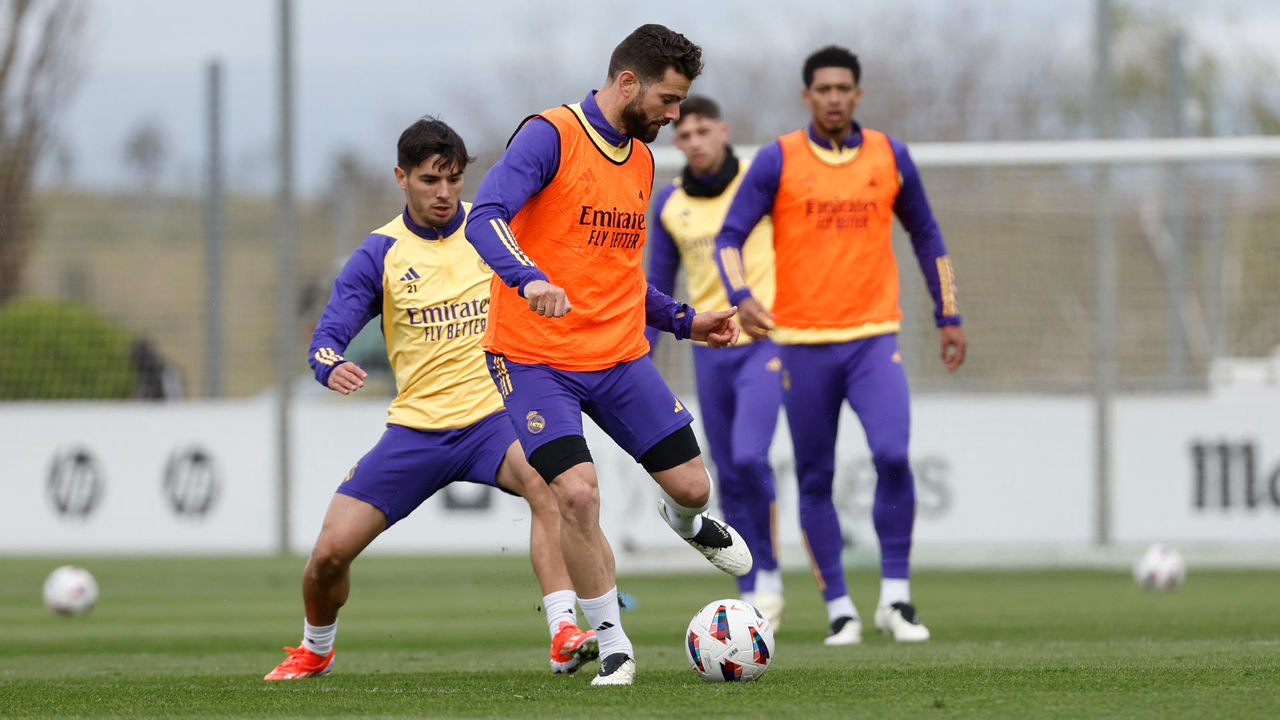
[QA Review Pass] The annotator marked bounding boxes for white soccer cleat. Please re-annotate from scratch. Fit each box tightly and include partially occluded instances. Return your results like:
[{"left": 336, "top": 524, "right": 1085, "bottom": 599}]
[
  {"left": 823, "top": 616, "right": 863, "bottom": 646},
  {"left": 752, "top": 591, "right": 785, "bottom": 632},
  {"left": 590, "top": 652, "right": 636, "bottom": 686},
  {"left": 658, "top": 499, "right": 753, "bottom": 577},
  {"left": 874, "top": 602, "right": 931, "bottom": 642}
]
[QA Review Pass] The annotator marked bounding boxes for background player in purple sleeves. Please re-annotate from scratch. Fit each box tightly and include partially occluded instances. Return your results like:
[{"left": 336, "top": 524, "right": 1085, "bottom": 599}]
[
  {"left": 645, "top": 96, "right": 785, "bottom": 629},
  {"left": 715, "top": 46, "right": 967, "bottom": 644},
  {"left": 264, "top": 117, "right": 597, "bottom": 681}
]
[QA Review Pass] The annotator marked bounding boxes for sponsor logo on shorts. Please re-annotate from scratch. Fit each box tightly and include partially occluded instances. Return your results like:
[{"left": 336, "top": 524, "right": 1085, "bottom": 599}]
[
  {"left": 891, "top": 350, "right": 902, "bottom": 364},
  {"left": 766, "top": 357, "right": 782, "bottom": 372},
  {"left": 526, "top": 410, "right": 546, "bottom": 434}
]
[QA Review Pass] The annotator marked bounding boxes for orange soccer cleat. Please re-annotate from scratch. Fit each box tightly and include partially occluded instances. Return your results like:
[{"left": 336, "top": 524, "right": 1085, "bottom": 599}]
[
  {"left": 263, "top": 645, "right": 335, "bottom": 681},
  {"left": 549, "top": 622, "right": 599, "bottom": 674}
]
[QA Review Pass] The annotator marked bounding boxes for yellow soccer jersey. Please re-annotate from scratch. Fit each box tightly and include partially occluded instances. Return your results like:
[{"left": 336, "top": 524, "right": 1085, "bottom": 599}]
[
  {"left": 308, "top": 202, "right": 504, "bottom": 430},
  {"left": 651, "top": 160, "right": 774, "bottom": 344}
]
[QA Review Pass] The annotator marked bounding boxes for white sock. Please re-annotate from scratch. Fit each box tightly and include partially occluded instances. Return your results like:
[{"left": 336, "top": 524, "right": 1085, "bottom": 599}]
[
  {"left": 302, "top": 618, "right": 337, "bottom": 656},
  {"left": 543, "top": 589, "right": 578, "bottom": 637},
  {"left": 661, "top": 492, "right": 705, "bottom": 538},
  {"left": 826, "top": 595, "right": 858, "bottom": 623},
  {"left": 755, "top": 568, "right": 783, "bottom": 596},
  {"left": 579, "top": 587, "right": 633, "bottom": 660},
  {"left": 880, "top": 578, "right": 911, "bottom": 607}
]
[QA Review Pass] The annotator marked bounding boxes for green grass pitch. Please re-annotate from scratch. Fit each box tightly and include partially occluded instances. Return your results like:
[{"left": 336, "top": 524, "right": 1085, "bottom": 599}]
[{"left": 1, "top": 555, "right": 1277, "bottom": 718}]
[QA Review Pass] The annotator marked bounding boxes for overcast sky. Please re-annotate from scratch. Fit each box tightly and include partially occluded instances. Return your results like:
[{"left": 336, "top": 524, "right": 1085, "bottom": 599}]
[{"left": 45, "top": 0, "right": 1280, "bottom": 195}]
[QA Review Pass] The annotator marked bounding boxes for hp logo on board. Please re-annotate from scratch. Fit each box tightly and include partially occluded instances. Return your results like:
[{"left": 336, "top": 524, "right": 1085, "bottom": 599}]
[
  {"left": 163, "top": 446, "right": 220, "bottom": 518},
  {"left": 47, "top": 446, "right": 104, "bottom": 519}
]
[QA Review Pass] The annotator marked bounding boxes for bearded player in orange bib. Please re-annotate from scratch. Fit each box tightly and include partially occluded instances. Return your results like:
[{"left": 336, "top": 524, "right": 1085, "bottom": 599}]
[{"left": 465, "top": 25, "right": 752, "bottom": 686}]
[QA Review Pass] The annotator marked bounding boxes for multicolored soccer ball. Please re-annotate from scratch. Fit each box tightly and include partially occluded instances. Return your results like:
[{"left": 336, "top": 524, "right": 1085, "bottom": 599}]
[
  {"left": 1133, "top": 544, "right": 1186, "bottom": 590},
  {"left": 43, "top": 565, "right": 98, "bottom": 616},
  {"left": 685, "top": 598, "right": 775, "bottom": 682}
]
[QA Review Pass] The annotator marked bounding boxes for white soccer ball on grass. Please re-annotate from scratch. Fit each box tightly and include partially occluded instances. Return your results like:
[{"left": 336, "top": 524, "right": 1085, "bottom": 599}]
[
  {"left": 1133, "top": 544, "right": 1186, "bottom": 590},
  {"left": 43, "top": 565, "right": 99, "bottom": 616},
  {"left": 685, "top": 598, "right": 775, "bottom": 682}
]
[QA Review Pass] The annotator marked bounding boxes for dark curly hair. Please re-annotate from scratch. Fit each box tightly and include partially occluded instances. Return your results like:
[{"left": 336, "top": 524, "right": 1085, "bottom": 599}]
[
  {"left": 803, "top": 45, "right": 861, "bottom": 87},
  {"left": 397, "top": 116, "right": 475, "bottom": 172},
  {"left": 608, "top": 24, "right": 703, "bottom": 85}
]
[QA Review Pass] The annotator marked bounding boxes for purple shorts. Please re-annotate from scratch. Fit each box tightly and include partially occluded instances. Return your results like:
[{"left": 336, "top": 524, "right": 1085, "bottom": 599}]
[
  {"left": 335, "top": 410, "right": 517, "bottom": 527},
  {"left": 486, "top": 353, "right": 694, "bottom": 461}
]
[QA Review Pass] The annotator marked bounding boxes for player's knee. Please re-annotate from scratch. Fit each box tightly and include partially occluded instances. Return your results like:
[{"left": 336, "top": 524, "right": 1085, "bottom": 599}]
[
  {"left": 797, "top": 474, "right": 835, "bottom": 502},
  {"left": 728, "top": 451, "right": 771, "bottom": 482},
  {"left": 306, "top": 543, "right": 352, "bottom": 583},
  {"left": 547, "top": 464, "right": 598, "bottom": 517},
  {"left": 715, "top": 477, "right": 745, "bottom": 504},
  {"left": 871, "top": 446, "right": 911, "bottom": 475},
  {"left": 640, "top": 424, "right": 700, "bottom": 474},
  {"left": 664, "top": 474, "right": 711, "bottom": 509}
]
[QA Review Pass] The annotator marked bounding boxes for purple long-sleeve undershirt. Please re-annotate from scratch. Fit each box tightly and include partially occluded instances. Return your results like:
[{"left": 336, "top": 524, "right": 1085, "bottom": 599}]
[
  {"left": 715, "top": 122, "right": 961, "bottom": 327},
  {"left": 465, "top": 91, "right": 695, "bottom": 337},
  {"left": 308, "top": 233, "right": 391, "bottom": 387}
]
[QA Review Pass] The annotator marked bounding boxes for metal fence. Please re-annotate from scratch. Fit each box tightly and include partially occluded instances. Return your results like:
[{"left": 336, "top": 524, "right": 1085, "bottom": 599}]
[{"left": 2, "top": 139, "right": 1279, "bottom": 403}]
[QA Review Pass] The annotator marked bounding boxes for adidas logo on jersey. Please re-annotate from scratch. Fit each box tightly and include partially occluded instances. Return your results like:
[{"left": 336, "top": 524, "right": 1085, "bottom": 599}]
[{"left": 398, "top": 267, "right": 421, "bottom": 283}]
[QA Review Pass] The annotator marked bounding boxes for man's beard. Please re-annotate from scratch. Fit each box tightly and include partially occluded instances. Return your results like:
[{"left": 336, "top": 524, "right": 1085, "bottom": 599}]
[{"left": 622, "top": 96, "right": 661, "bottom": 142}]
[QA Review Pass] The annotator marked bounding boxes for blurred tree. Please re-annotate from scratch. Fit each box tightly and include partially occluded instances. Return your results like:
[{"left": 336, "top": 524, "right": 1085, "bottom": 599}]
[
  {"left": 321, "top": 147, "right": 396, "bottom": 261},
  {"left": 328, "top": 148, "right": 389, "bottom": 207},
  {"left": 702, "top": 2, "right": 1280, "bottom": 145},
  {"left": 122, "top": 118, "right": 168, "bottom": 193},
  {"left": 0, "top": 0, "right": 86, "bottom": 303},
  {"left": 1108, "top": 4, "right": 1215, "bottom": 137}
]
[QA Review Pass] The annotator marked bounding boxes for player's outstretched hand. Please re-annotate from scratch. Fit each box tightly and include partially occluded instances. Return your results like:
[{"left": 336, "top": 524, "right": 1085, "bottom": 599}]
[
  {"left": 940, "top": 325, "right": 967, "bottom": 372},
  {"left": 692, "top": 306, "right": 741, "bottom": 348},
  {"left": 328, "top": 361, "right": 367, "bottom": 395},
  {"left": 737, "top": 296, "right": 775, "bottom": 339},
  {"left": 523, "top": 279, "right": 572, "bottom": 317}
]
